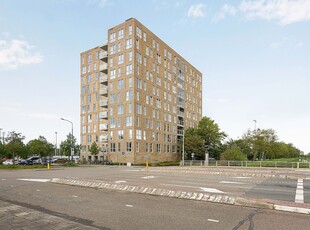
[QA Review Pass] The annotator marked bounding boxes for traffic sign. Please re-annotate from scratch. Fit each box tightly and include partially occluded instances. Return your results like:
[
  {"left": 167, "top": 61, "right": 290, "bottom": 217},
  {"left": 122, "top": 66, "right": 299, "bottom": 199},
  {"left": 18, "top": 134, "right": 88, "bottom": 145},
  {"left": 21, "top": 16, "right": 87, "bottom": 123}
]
[
  {"left": 122, "top": 151, "right": 125, "bottom": 156},
  {"left": 71, "top": 148, "right": 74, "bottom": 156}
]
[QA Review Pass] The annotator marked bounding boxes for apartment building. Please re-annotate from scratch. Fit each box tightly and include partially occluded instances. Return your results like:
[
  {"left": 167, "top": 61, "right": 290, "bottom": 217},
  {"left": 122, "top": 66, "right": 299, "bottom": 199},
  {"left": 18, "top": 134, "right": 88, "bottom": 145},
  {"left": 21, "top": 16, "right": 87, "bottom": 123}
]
[{"left": 80, "top": 18, "right": 202, "bottom": 164}]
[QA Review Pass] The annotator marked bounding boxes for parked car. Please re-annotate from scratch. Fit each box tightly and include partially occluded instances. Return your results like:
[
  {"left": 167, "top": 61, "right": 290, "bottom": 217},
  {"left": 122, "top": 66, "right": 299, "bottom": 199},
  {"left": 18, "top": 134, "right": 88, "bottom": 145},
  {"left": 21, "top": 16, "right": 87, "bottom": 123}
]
[
  {"left": 2, "top": 159, "right": 13, "bottom": 165},
  {"left": 18, "top": 159, "right": 33, "bottom": 165},
  {"left": 27, "top": 156, "right": 41, "bottom": 164}
]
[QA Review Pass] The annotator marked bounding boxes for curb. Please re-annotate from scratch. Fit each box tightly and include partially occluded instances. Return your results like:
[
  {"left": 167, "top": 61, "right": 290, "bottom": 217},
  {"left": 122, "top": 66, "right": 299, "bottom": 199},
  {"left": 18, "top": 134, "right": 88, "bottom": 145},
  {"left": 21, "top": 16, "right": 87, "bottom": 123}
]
[{"left": 49, "top": 178, "right": 310, "bottom": 215}]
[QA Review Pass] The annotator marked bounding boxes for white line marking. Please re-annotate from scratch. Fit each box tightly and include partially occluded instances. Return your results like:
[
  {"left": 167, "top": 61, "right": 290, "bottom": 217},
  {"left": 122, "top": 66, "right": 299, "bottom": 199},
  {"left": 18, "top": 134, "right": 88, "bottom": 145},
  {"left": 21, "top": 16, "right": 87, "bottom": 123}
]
[
  {"left": 142, "top": 176, "right": 155, "bottom": 179},
  {"left": 126, "top": 204, "right": 133, "bottom": 207},
  {"left": 17, "top": 179, "right": 50, "bottom": 183},
  {"left": 115, "top": 180, "right": 127, "bottom": 183},
  {"left": 160, "top": 183, "right": 225, "bottom": 193},
  {"left": 207, "top": 219, "right": 219, "bottom": 223},
  {"left": 233, "top": 177, "right": 252, "bottom": 179},
  {"left": 274, "top": 205, "right": 310, "bottom": 214},
  {"left": 295, "top": 179, "right": 304, "bottom": 203},
  {"left": 220, "top": 181, "right": 245, "bottom": 185},
  {"left": 124, "top": 170, "right": 140, "bottom": 172},
  {"left": 36, "top": 190, "right": 40, "bottom": 192},
  {"left": 1, "top": 179, "right": 6, "bottom": 180},
  {"left": 72, "top": 195, "right": 78, "bottom": 198}
]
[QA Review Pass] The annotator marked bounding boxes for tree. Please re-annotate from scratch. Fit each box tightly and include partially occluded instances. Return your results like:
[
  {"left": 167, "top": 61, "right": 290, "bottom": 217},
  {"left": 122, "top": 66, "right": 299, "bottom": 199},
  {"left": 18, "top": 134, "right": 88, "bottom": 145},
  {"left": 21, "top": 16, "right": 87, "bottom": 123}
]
[
  {"left": 5, "top": 131, "right": 27, "bottom": 160},
  {"left": 221, "top": 147, "right": 246, "bottom": 161},
  {"left": 60, "top": 133, "right": 80, "bottom": 157},
  {"left": 0, "top": 143, "right": 8, "bottom": 159},
  {"left": 184, "top": 134, "right": 205, "bottom": 160},
  {"left": 27, "top": 136, "right": 54, "bottom": 157},
  {"left": 89, "top": 142, "right": 100, "bottom": 159}
]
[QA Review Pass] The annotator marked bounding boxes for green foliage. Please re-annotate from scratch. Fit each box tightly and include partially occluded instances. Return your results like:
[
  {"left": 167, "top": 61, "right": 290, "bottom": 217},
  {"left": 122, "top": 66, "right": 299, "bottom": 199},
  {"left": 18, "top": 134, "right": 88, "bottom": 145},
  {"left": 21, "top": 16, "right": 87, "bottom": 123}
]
[
  {"left": 60, "top": 133, "right": 80, "bottom": 156},
  {"left": 5, "top": 131, "right": 28, "bottom": 159},
  {"left": 0, "top": 143, "right": 8, "bottom": 158},
  {"left": 89, "top": 142, "right": 100, "bottom": 156},
  {"left": 220, "top": 147, "right": 246, "bottom": 161},
  {"left": 27, "top": 136, "right": 54, "bottom": 157},
  {"left": 184, "top": 116, "right": 227, "bottom": 160}
]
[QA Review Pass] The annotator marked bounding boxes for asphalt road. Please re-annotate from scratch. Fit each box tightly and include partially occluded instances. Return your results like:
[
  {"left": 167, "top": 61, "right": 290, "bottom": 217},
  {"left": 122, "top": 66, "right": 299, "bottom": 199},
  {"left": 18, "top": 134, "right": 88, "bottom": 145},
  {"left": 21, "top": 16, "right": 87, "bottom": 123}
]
[
  {"left": 0, "top": 166, "right": 310, "bottom": 229},
  {"left": 1, "top": 166, "right": 309, "bottom": 203},
  {"left": 0, "top": 175, "right": 310, "bottom": 230}
]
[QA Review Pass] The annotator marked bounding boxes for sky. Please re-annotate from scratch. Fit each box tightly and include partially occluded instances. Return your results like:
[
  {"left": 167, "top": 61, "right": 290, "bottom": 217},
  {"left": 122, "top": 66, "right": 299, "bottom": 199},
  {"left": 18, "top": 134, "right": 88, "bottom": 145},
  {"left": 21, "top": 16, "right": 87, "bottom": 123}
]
[{"left": 0, "top": 0, "right": 309, "bottom": 154}]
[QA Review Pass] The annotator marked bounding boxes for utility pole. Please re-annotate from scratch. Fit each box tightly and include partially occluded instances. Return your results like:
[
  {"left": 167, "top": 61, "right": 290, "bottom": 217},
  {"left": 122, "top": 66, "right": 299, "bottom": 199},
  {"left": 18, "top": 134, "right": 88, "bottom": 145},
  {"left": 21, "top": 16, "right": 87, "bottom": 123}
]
[{"left": 55, "top": 132, "right": 58, "bottom": 156}]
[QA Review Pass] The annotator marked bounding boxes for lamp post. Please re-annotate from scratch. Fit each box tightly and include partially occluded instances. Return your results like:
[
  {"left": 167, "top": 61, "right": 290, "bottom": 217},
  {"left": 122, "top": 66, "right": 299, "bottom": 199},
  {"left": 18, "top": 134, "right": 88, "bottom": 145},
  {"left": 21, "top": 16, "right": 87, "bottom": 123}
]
[
  {"left": 182, "top": 129, "right": 185, "bottom": 166},
  {"left": 60, "top": 118, "right": 74, "bottom": 162},
  {"left": 55, "top": 132, "right": 58, "bottom": 156}
]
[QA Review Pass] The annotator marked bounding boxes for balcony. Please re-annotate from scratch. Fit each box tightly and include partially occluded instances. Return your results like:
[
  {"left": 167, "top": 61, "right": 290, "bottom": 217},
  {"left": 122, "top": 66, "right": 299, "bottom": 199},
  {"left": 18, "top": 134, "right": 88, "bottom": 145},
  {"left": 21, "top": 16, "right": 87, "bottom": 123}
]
[
  {"left": 177, "top": 101, "right": 184, "bottom": 108},
  {"left": 100, "top": 42, "right": 108, "bottom": 50},
  {"left": 100, "top": 63, "right": 108, "bottom": 72},
  {"left": 100, "top": 135, "right": 108, "bottom": 142},
  {"left": 100, "top": 74, "right": 108, "bottom": 84},
  {"left": 100, "top": 50, "right": 108, "bottom": 61},
  {"left": 100, "top": 87, "right": 108, "bottom": 95},
  {"left": 178, "top": 111, "right": 184, "bottom": 117},
  {"left": 177, "top": 130, "right": 184, "bottom": 136},
  {"left": 99, "top": 124, "right": 108, "bottom": 131},
  {"left": 177, "top": 120, "right": 184, "bottom": 126},
  {"left": 99, "top": 111, "right": 108, "bottom": 119},
  {"left": 99, "top": 99, "right": 108, "bottom": 107}
]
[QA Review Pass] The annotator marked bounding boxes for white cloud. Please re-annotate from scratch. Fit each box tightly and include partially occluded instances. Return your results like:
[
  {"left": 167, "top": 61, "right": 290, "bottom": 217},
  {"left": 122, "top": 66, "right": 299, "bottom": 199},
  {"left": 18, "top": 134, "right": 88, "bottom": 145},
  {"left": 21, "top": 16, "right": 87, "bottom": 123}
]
[
  {"left": 239, "top": 0, "right": 310, "bottom": 25},
  {"left": 270, "top": 37, "right": 305, "bottom": 48},
  {"left": 214, "top": 4, "right": 237, "bottom": 22},
  {"left": 0, "top": 39, "right": 43, "bottom": 70},
  {"left": 187, "top": 3, "right": 206, "bottom": 18}
]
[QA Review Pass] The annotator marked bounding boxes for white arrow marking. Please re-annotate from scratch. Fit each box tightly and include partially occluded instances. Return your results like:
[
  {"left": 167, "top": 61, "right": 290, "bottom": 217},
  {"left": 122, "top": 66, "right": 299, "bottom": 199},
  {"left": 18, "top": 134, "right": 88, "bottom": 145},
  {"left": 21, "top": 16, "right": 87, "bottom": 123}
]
[
  {"left": 115, "top": 180, "right": 127, "bottom": 183},
  {"left": 233, "top": 177, "right": 252, "bottom": 179},
  {"left": 142, "top": 176, "right": 155, "bottom": 179},
  {"left": 207, "top": 219, "right": 219, "bottom": 223},
  {"left": 200, "top": 187, "right": 224, "bottom": 193},
  {"left": 17, "top": 179, "right": 50, "bottom": 183},
  {"left": 72, "top": 195, "right": 78, "bottom": 198},
  {"left": 126, "top": 204, "right": 133, "bottom": 207},
  {"left": 220, "top": 181, "right": 245, "bottom": 185}
]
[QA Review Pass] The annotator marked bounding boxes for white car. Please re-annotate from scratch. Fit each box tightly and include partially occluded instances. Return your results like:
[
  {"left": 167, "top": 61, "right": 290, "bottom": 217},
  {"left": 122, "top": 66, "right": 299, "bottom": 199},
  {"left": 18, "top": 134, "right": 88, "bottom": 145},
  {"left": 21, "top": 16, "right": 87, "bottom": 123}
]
[{"left": 2, "top": 159, "right": 13, "bottom": 165}]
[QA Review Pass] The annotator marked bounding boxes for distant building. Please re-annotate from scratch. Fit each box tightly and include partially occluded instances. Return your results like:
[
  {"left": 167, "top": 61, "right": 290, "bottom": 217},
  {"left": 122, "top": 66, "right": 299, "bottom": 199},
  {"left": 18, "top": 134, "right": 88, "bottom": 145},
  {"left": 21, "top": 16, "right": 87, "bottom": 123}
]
[{"left": 80, "top": 18, "right": 202, "bottom": 164}]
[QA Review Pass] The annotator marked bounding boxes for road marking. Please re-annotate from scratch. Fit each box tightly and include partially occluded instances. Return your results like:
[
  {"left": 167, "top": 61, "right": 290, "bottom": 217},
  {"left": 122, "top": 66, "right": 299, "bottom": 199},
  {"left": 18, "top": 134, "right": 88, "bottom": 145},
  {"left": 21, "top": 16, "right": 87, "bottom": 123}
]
[
  {"left": 124, "top": 170, "right": 140, "bottom": 172},
  {"left": 295, "top": 179, "right": 304, "bottom": 203},
  {"left": 72, "top": 195, "right": 78, "bottom": 198},
  {"left": 115, "top": 180, "right": 127, "bottom": 183},
  {"left": 142, "top": 176, "right": 155, "bottom": 179},
  {"left": 126, "top": 204, "right": 133, "bottom": 207},
  {"left": 220, "top": 181, "right": 245, "bottom": 185},
  {"left": 15, "top": 212, "right": 29, "bottom": 217},
  {"left": 207, "top": 219, "right": 219, "bottom": 223},
  {"left": 160, "top": 183, "right": 225, "bottom": 193},
  {"left": 17, "top": 179, "right": 50, "bottom": 183},
  {"left": 1, "top": 179, "right": 6, "bottom": 180},
  {"left": 233, "top": 177, "right": 252, "bottom": 179},
  {"left": 36, "top": 190, "right": 40, "bottom": 192}
]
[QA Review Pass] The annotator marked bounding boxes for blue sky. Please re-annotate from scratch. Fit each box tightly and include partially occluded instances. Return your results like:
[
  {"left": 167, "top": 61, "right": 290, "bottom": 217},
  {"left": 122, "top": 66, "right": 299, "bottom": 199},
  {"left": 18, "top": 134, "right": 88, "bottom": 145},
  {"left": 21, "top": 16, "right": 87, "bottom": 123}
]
[{"left": 0, "top": 0, "right": 309, "bottom": 153}]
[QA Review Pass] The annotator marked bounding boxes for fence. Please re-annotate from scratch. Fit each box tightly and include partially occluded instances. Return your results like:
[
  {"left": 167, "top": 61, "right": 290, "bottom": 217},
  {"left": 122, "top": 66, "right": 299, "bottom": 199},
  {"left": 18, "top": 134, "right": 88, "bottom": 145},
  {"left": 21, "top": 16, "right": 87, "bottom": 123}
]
[{"left": 181, "top": 160, "right": 310, "bottom": 168}]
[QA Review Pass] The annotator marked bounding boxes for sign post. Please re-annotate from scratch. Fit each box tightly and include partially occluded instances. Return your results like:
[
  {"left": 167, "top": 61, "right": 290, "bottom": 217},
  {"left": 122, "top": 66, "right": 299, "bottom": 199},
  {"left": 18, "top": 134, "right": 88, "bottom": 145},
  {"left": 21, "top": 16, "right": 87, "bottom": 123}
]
[
  {"left": 122, "top": 151, "right": 125, "bottom": 166},
  {"left": 71, "top": 148, "right": 74, "bottom": 164}
]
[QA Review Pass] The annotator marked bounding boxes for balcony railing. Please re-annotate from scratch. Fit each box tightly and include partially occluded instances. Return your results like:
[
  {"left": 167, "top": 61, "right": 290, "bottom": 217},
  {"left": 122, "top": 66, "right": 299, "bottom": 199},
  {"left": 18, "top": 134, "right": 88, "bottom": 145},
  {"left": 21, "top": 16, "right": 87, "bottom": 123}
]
[
  {"left": 177, "top": 130, "right": 184, "bottom": 135},
  {"left": 99, "top": 111, "right": 108, "bottom": 119},
  {"left": 177, "top": 120, "right": 184, "bottom": 126},
  {"left": 99, "top": 124, "right": 108, "bottom": 131},
  {"left": 100, "top": 136, "right": 108, "bottom": 142},
  {"left": 100, "top": 63, "right": 108, "bottom": 72},
  {"left": 100, "top": 87, "right": 108, "bottom": 95},
  {"left": 177, "top": 101, "right": 184, "bottom": 108},
  {"left": 100, "top": 51, "right": 108, "bottom": 60},
  {"left": 100, "top": 74, "right": 108, "bottom": 84},
  {"left": 99, "top": 99, "right": 108, "bottom": 107},
  {"left": 178, "top": 111, "right": 184, "bottom": 117}
]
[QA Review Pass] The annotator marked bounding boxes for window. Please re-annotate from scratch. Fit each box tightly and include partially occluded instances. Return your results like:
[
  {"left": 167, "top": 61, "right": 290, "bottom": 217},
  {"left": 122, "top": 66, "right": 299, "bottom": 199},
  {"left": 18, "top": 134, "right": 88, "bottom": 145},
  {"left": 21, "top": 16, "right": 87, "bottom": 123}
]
[
  {"left": 118, "top": 29, "right": 124, "bottom": 39},
  {"left": 128, "top": 51, "right": 132, "bottom": 61},
  {"left": 110, "top": 32, "right": 116, "bottom": 42},
  {"left": 110, "top": 143, "right": 116, "bottom": 152},
  {"left": 136, "top": 26, "right": 142, "bottom": 38},
  {"left": 110, "top": 44, "right": 116, "bottom": 55},
  {"left": 136, "top": 78, "right": 142, "bottom": 89},
  {"left": 118, "top": 130, "right": 124, "bottom": 140},
  {"left": 126, "top": 64, "right": 132, "bottom": 75},
  {"left": 128, "top": 103, "right": 132, "bottom": 113},
  {"left": 136, "top": 142, "right": 140, "bottom": 152},
  {"left": 136, "top": 103, "right": 142, "bottom": 114},
  {"left": 118, "top": 42, "right": 121, "bottom": 52},
  {"left": 110, "top": 118, "right": 116, "bottom": 128},
  {"left": 126, "top": 90, "right": 132, "bottom": 101},
  {"left": 136, "top": 52, "right": 142, "bottom": 64},
  {"left": 136, "top": 130, "right": 142, "bottom": 140},
  {"left": 150, "top": 143, "right": 153, "bottom": 152},
  {"left": 118, "top": 142, "right": 121, "bottom": 152},
  {"left": 118, "top": 79, "right": 124, "bottom": 90},
  {"left": 82, "top": 66, "right": 86, "bottom": 74},
  {"left": 110, "top": 69, "right": 116, "bottom": 79},
  {"left": 126, "top": 142, "right": 132, "bottom": 152},
  {"left": 143, "top": 32, "right": 146, "bottom": 42},
  {"left": 118, "top": 54, "right": 124, "bottom": 64},
  {"left": 118, "top": 105, "right": 124, "bottom": 115},
  {"left": 136, "top": 39, "right": 139, "bottom": 49},
  {"left": 118, "top": 67, "right": 122, "bottom": 77},
  {"left": 128, "top": 129, "right": 132, "bottom": 139},
  {"left": 126, "top": 38, "right": 132, "bottom": 49},
  {"left": 146, "top": 143, "right": 149, "bottom": 152},
  {"left": 126, "top": 116, "right": 132, "bottom": 126},
  {"left": 88, "top": 53, "right": 92, "bottom": 62},
  {"left": 156, "top": 144, "right": 161, "bottom": 153},
  {"left": 128, "top": 25, "right": 132, "bottom": 35}
]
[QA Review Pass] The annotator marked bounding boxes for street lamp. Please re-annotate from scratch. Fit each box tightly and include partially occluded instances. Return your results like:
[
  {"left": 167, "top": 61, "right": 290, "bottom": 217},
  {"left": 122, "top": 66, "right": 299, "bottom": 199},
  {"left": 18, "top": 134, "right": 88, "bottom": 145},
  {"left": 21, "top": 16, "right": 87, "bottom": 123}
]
[
  {"left": 55, "top": 132, "right": 58, "bottom": 156},
  {"left": 182, "top": 129, "right": 185, "bottom": 166},
  {"left": 60, "top": 118, "right": 74, "bottom": 162}
]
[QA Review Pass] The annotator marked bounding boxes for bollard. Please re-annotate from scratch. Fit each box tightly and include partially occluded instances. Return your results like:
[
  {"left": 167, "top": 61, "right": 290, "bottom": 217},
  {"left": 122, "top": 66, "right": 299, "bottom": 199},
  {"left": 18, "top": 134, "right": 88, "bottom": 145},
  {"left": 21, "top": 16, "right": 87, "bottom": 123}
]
[
  {"left": 146, "top": 160, "right": 148, "bottom": 169},
  {"left": 47, "top": 163, "right": 50, "bottom": 170}
]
